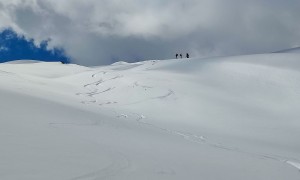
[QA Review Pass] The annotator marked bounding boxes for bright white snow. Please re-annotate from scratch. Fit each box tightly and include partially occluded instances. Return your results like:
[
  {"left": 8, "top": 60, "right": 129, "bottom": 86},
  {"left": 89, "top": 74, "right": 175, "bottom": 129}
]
[{"left": 0, "top": 53, "right": 300, "bottom": 179}]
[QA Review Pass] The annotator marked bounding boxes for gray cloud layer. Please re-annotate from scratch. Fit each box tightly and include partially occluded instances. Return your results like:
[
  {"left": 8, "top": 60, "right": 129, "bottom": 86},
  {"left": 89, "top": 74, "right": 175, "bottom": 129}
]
[{"left": 1, "top": 0, "right": 300, "bottom": 65}]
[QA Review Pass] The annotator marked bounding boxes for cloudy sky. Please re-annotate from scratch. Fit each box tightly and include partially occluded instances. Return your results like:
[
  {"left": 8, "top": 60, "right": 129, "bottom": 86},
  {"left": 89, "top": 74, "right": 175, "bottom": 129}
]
[{"left": 0, "top": 0, "right": 300, "bottom": 65}]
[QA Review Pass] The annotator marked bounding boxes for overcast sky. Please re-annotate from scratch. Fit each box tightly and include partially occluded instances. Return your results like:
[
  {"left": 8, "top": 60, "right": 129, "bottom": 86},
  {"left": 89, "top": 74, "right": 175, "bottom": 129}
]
[{"left": 1, "top": 0, "right": 300, "bottom": 65}]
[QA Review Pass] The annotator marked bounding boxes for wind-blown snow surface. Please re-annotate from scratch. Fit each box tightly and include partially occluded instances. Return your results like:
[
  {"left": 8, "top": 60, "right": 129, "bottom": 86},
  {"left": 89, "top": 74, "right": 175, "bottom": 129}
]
[
  {"left": 0, "top": 53, "right": 300, "bottom": 179},
  {"left": 274, "top": 47, "right": 300, "bottom": 53}
]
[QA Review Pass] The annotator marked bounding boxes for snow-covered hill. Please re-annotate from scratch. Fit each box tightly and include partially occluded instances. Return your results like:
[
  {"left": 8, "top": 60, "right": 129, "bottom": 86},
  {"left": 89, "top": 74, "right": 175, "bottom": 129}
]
[{"left": 0, "top": 53, "right": 300, "bottom": 180}]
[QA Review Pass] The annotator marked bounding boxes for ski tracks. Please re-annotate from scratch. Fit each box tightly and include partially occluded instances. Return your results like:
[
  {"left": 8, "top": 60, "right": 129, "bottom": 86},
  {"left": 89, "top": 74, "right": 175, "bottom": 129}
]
[
  {"left": 70, "top": 150, "right": 131, "bottom": 180},
  {"left": 75, "top": 69, "right": 300, "bottom": 174},
  {"left": 76, "top": 71, "right": 122, "bottom": 105},
  {"left": 77, "top": 69, "right": 176, "bottom": 107},
  {"left": 115, "top": 110, "right": 300, "bottom": 174}
]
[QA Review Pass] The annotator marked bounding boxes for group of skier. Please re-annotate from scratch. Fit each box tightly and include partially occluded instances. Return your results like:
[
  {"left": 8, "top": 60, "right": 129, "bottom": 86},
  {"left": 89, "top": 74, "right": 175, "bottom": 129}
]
[{"left": 176, "top": 53, "right": 189, "bottom": 59}]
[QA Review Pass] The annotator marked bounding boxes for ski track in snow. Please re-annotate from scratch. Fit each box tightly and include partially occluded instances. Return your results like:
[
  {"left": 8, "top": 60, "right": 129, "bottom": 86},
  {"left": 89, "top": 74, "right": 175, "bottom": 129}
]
[
  {"left": 92, "top": 71, "right": 107, "bottom": 78},
  {"left": 154, "top": 89, "right": 175, "bottom": 100},
  {"left": 78, "top": 69, "right": 175, "bottom": 106},
  {"left": 117, "top": 88, "right": 176, "bottom": 106},
  {"left": 0, "top": 69, "right": 15, "bottom": 75},
  {"left": 76, "top": 67, "right": 300, "bottom": 175},
  {"left": 83, "top": 75, "right": 123, "bottom": 88},
  {"left": 287, "top": 161, "right": 300, "bottom": 171},
  {"left": 84, "top": 79, "right": 104, "bottom": 88},
  {"left": 76, "top": 71, "right": 123, "bottom": 104},
  {"left": 99, "top": 101, "right": 118, "bottom": 106},
  {"left": 113, "top": 111, "right": 300, "bottom": 173},
  {"left": 133, "top": 81, "right": 153, "bottom": 89},
  {"left": 70, "top": 151, "right": 131, "bottom": 180},
  {"left": 77, "top": 87, "right": 116, "bottom": 98},
  {"left": 49, "top": 121, "right": 100, "bottom": 128}
]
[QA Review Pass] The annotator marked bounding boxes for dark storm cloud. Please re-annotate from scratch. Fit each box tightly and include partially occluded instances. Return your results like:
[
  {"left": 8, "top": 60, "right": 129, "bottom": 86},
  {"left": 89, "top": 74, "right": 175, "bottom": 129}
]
[{"left": 0, "top": 0, "right": 300, "bottom": 65}]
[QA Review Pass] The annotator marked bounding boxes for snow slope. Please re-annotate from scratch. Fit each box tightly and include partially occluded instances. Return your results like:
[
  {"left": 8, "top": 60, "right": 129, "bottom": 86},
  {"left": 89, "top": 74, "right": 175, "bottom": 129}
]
[
  {"left": 273, "top": 47, "right": 300, "bottom": 53},
  {"left": 0, "top": 53, "right": 300, "bottom": 180}
]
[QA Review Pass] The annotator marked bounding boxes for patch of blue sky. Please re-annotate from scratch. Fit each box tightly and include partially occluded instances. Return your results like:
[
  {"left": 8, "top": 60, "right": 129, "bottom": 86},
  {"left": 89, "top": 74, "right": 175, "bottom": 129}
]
[{"left": 0, "top": 29, "right": 69, "bottom": 63}]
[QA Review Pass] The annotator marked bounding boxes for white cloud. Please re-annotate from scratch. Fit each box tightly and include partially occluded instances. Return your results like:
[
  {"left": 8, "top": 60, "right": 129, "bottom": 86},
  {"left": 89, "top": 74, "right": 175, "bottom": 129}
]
[{"left": 0, "top": 0, "right": 300, "bottom": 65}]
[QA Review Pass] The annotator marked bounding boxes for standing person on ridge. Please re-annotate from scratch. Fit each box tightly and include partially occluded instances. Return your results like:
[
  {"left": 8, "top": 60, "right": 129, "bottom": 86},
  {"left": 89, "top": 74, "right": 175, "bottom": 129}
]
[
  {"left": 180, "top": 53, "right": 182, "bottom": 58},
  {"left": 186, "top": 53, "right": 189, "bottom": 58},
  {"left": 176, "top": 53, "right": 178, "bottom": 59}
]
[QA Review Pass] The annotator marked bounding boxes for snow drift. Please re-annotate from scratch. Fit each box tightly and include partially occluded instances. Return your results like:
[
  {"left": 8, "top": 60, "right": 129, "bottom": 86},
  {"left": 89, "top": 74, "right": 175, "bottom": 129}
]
[{"left": 0, "top": 52, "right": 300, "bottom": 180}]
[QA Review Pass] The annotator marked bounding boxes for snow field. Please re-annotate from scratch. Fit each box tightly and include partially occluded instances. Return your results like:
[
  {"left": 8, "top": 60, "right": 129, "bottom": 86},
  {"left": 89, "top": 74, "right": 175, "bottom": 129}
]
[{"left": 0, "top": 52, "right": 300, "bottom": 179}]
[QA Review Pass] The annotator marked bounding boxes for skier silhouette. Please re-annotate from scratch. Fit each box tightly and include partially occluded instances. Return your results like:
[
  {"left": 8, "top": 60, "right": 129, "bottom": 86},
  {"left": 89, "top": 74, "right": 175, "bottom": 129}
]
[
  {"left": 186, "top": 53, "right": 189, "bottom": 58},
  {"left": 180, "top": 54, "right": 182, "bottom": 58},
  {"left": 176, "top": 53, "right": 178, "bottom": 59}
]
